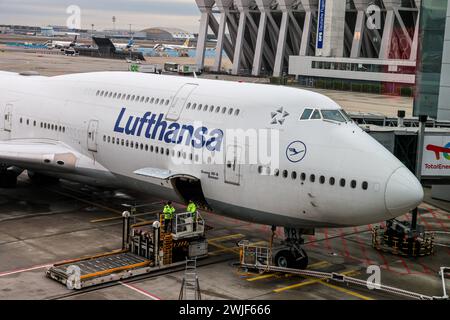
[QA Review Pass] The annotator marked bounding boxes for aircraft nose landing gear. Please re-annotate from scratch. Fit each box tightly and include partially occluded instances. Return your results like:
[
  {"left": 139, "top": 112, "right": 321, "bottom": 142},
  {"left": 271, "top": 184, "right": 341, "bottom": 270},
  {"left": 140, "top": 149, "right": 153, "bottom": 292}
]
[{"left": 275, "top": 227, "right": 309, "bottom": 269}]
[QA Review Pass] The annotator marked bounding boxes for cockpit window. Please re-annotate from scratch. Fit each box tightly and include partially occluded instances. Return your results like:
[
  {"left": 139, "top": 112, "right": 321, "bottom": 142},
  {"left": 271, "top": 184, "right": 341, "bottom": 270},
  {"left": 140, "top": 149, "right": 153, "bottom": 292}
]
[
  {"left": 321, "top": 110, "right": 346, "bottom": 122},
  {"left": 340, "top": 109, "right": 352, "bottom": 122},
  {"left": 310, "top": 109, "right": 322, "bottom": 119},
  {"left": 300, "top": 108, "right": 313, "bottom": 120}
]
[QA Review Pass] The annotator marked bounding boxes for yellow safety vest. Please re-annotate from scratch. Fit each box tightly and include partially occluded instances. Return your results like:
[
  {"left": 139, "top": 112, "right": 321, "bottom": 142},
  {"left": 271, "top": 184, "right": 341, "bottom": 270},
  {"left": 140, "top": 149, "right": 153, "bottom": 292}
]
[
  {"left": 163, "top": 205, "right": 175, "bottom": 219},
  {"left": 187, "top": 202, "right": 197, "bottom": 214}
]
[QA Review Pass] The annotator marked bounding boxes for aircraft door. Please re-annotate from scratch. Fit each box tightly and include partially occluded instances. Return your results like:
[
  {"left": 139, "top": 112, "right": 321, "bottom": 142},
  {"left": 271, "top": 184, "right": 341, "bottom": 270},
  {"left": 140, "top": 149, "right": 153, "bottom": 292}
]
[
  {"left": 165, "top": 83, "right": 198, "bottom": 121},
  {"left": 224, "top": 145, "right": 242, "bottom": 185},
  {"left": 87, "top": 120, "right": 99, "bottom": 152},
  {"left": 4, "top": 103, "right": 13, "bottom": 132}
]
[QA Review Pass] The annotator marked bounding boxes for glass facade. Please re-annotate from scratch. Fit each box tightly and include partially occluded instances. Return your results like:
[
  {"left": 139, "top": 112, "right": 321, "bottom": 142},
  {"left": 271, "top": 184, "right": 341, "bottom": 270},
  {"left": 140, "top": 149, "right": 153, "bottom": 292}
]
[{"left": 414, "top": 0, "right": 448, "bottom": 118}]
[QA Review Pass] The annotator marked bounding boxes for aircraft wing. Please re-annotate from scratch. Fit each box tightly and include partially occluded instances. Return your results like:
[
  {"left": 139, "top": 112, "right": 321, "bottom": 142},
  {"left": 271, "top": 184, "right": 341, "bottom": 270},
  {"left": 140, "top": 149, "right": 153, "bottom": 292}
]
[{"left": 0, "top": 139, "right": 106, "bottom": 174}]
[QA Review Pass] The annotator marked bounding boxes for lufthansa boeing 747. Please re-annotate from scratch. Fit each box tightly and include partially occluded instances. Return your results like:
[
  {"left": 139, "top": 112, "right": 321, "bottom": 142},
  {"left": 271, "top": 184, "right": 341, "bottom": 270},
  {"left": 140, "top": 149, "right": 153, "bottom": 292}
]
[{"left": 0, "top": 71, "right": 423, "bottom": 268}]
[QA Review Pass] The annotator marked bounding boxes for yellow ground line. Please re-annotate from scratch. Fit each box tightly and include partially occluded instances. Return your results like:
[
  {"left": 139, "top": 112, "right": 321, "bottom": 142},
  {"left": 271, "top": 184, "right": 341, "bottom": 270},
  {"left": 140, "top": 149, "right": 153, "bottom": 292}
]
[
  {"left": 317, "top": 279, "right": 374, "bottom": 300},
  {"left": 90, "top": 209, "right": 161, "bottom": 223},
  {"left": 208, "top": 233, "right": 245, "bottom": 242},
  {"left": 208, "top": 241, "right": 238, "bottom": 255},
  {"left": 247, "top": 273, "right": 276, "bottom": 281},
  {"left": 209, "top": 240, "right": 267, "bottom": 256},
  {"left": 246, "top": 260, "right": 331, "bottom": 282},
  {"left": 273, "top": 270, "right": 359, "bottom": 293}
]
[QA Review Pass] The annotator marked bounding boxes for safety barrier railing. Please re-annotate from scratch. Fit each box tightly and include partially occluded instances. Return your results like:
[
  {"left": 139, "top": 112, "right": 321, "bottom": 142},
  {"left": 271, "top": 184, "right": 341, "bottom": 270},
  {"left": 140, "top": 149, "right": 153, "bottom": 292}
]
[{"left": 238, "top": 241, "right": 444, "bottom": 300}]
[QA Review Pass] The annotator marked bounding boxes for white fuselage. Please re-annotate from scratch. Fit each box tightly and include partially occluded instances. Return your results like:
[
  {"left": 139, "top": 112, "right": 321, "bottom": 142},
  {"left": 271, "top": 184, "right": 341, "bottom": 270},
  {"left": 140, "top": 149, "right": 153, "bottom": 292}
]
[{"left": 0, "top": 71, "right": 423, "bottom": 228}]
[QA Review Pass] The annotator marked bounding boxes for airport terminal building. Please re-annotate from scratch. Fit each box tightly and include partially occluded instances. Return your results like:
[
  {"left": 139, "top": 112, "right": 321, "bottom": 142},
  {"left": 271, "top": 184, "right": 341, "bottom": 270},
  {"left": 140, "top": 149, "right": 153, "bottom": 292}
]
[{"left": 195, "top": 0, "right": 421, "bottom": 97}]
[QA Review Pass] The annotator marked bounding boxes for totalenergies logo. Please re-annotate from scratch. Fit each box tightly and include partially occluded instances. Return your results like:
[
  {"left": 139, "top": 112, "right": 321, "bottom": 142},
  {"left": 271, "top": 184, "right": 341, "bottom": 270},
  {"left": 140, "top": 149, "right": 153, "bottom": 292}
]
[{"left": 426, "top": 142, "right": 450, "bottom": 160}]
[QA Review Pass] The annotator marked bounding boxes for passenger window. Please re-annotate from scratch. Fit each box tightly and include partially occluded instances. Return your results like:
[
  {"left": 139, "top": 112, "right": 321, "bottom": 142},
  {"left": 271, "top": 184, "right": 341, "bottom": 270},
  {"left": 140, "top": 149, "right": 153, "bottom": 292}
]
[
  {"left": 311, "top": 109, "right": 322, "bottom": 119},
  {"left": 351, "top": 180, "right": 357, "bottom": 189},
  {"left": 329, "top": 177, "right": 335, "bottom": 185},
  {"left": 362, "top": 181, "right": 368, "bottom": 190},
  {"left": 282, "top": 170, "right": 288, "bottom": 178},
  {"left": 310, "top": 174, "right": 315, "bottom": 182},
  {"left": 291, "top": 171, "right": 297, "bottom": 180},
  {"left": 300, "top": 173, "right": 306, "bottom": 181},
  {"left": 258, "top": 166, "right": 263, "bottom": 174},
  {"left": 274, "top": 169, "right": 280, "bottom": 177},
  {"left": 319, "top": 176, "right": 325, "bottom": 184},
  {"left": 300, "top": 108, "right": 313, "bottom": 120},
  {"left": 340, "top": 178, "right": 346, "bottom": 187}
]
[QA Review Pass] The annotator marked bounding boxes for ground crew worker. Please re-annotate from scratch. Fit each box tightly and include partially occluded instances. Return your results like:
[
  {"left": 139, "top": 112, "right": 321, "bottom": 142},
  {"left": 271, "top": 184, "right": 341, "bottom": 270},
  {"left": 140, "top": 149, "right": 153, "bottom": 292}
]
[
  {"left": 187, "top": 200, "right": 197, "bottom": 231},
  {"left": 163, "top": 201, "right": 175, "bottom": 233}
]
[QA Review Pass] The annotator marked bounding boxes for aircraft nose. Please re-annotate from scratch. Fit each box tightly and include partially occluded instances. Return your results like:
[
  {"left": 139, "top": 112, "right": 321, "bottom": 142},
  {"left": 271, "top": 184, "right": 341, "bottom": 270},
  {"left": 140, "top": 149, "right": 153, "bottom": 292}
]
[{"left": 385, "top": 167, "right": 424, "bottom": 217}]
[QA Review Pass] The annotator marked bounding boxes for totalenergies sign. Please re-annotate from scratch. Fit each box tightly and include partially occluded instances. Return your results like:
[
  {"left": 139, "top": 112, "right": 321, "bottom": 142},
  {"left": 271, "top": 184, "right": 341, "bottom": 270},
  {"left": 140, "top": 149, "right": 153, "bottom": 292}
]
[{"left": 422, "top": 135, "right": 450, "bottom": 176}]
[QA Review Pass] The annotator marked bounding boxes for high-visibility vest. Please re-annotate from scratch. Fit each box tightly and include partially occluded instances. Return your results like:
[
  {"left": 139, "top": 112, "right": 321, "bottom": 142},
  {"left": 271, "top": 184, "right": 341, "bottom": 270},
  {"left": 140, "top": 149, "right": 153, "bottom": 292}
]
[
  {"left": 163, "top": 205, "right": 175, "bottom": 219},
  {"left": 187, "top": 202, "right": 197, "bottom": 214}
]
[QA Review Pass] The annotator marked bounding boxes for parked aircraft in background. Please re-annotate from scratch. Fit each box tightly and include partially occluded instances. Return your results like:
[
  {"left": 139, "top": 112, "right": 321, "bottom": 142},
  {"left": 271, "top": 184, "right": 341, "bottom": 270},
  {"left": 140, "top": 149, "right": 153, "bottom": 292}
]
[{"left": 0, "top": 71, "right": 423, "bottom": 269}]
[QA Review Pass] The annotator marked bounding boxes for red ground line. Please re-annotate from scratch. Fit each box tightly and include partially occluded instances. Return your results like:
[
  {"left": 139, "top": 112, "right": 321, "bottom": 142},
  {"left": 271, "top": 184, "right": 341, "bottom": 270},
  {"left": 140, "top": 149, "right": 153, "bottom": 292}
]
[
  {"left": 119, "top": 281, "right": 162, "bottom": 300},
  {"left": 417, "top": 210, "right": 432, "bottom": 230},
  {"left": 324, "top": 228, "right": 332, "bottom": 251},
  {"left": 398, "top": 257, "right": 412, "bottom": 274},
  {"left": 423, "top": 205, "right": 448, "bottom": 231},
  {"left": 0, "top": 264, "right": 53, "bottom": 277},
  {"left": 339, "top": 228, "right": 350, "bottom": 257},
  {"left": 308, "top": 235, "right": 318, "bottom": 247},
  {"left": 415, "top": 261, "right": 433, "bottom": 275},
  {"left": 352, "top": 226, "right": 373, "bottom": 266}
]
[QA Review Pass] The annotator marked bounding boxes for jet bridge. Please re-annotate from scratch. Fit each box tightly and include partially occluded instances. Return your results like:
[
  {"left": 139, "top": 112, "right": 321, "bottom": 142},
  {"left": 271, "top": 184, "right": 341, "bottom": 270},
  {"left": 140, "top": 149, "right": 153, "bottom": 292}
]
[{"left": 46, "top": 211, "right": 208, "bottom": 290}]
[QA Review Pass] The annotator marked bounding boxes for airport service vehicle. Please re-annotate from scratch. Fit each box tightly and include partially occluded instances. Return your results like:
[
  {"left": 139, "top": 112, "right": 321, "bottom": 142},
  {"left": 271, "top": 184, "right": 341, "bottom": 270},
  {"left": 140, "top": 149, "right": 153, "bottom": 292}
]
[
  {"left": 0, "top": 71, "right": 423, "bottom": 268},
  {"left": 178, "top": 64, "right": 201, "bottom": 75}
]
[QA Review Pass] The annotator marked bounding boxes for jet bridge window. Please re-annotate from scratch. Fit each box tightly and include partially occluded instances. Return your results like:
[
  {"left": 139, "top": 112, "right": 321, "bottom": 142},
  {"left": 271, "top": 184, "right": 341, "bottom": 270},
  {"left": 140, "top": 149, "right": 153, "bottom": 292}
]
[
  {"left": 321, "top": 110, "right": 346, "bottom": 122},
  {"left": 300, "top": 108, "right": 313, "bottom": 120}
]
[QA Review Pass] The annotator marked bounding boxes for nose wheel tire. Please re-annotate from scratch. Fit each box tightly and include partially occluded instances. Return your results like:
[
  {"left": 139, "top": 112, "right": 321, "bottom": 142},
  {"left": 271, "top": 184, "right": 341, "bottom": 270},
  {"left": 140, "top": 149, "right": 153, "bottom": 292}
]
[{"left": 275, "top": 249, "right": 308, "bottom": 269}]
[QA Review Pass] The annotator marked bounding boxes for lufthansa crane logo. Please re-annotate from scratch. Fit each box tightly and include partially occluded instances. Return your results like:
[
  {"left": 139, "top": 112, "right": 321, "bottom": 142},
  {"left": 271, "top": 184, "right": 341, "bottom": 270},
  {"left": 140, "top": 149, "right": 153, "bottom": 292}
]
[{"left": 286, "top": 141, "right": 307, "bottom": 163}]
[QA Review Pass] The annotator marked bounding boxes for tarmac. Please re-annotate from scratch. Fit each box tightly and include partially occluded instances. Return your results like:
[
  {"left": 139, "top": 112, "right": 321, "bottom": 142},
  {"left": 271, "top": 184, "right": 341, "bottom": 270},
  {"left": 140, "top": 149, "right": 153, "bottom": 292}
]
[{"left": 0, "top": 175, "right": 448, "bottom": 300}]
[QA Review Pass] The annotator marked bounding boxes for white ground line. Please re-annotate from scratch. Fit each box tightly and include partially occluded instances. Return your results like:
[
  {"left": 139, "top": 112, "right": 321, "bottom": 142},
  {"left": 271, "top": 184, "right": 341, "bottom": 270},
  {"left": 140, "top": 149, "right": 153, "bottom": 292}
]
[
  {"left": 119, "top": 281, "right": 161, "bottom": 300},
  {"left": 0, "top": 264, "right": 52, "bottom": 277}
]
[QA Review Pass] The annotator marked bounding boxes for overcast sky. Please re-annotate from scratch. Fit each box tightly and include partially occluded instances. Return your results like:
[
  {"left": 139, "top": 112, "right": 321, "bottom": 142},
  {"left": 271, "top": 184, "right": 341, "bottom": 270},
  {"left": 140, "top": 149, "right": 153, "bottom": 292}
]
[{"left": 0, "top": 0, "right": 201, "bottom": 32}]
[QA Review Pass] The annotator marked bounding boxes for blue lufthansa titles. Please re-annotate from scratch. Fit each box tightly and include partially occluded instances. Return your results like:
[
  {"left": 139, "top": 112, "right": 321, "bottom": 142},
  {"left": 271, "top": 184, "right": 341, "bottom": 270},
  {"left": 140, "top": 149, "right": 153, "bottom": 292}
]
[{"left": 113, "top": 107, "right": 224, "bottom": 151}]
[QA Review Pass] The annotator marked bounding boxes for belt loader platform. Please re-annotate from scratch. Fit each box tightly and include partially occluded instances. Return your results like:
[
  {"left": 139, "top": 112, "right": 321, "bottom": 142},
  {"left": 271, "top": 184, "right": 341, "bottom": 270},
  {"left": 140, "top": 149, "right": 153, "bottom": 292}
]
[{"left": 46, "top": 211, "right": 208, "bottom": 290}]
